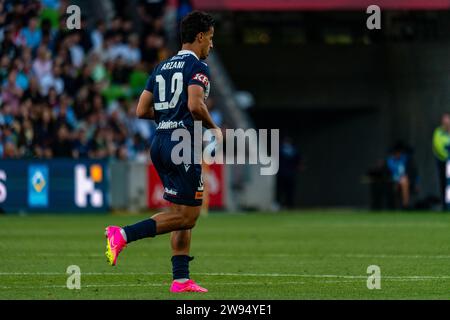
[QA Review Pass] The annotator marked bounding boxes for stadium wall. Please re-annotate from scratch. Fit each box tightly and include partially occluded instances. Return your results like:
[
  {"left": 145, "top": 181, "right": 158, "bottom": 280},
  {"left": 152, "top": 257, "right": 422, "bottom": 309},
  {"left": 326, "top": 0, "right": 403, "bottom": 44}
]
[
  {"left": 0, "top": 160, "right": 233, "bottom": 213},
  {"left": 0, "top": 159, "right": 109, "bottom": 213},
  {"left": 219, "top": 43, "right": 450, "bottom": 207}
]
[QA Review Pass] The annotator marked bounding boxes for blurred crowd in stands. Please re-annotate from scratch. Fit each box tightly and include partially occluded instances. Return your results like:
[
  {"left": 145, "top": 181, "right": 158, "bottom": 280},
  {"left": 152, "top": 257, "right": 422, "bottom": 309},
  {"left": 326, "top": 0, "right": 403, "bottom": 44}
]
[{"left": 0, "top": 0, "right": 213, "bottom": 161}]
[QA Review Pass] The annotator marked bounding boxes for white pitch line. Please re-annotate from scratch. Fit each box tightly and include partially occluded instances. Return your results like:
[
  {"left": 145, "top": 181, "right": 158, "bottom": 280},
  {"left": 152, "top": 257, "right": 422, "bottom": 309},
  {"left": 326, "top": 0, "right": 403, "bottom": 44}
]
[
  {"left": 198, "top": 253, "right": 450, "bottom": 259},
  {"left": 196, "top": 273, "right": 450, "bottom": 280},
  {"left": 0, "top": 281, "right": 306, "bottom": 290},
  {"left": 0, "top": 272, "right": 449, "bottom": 280},
  {"left": 5, "top": 252, "right": 450, "bottom": 260},
  {"left": 329, "top": 253, "right": 450, "bottom": 259},
  {"left": 0, "top": 284, "right": 166, "bottom": 289},
  {"left": 2, "top": 253, "right": 450, "bottom": 260},
  {"left": 0, "top": 277, "right": 444, "bottom": 290}
]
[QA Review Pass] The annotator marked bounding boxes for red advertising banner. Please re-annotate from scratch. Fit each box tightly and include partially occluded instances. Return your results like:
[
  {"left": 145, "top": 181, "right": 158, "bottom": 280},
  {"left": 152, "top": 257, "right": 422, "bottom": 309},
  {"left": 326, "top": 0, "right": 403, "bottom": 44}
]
[
  {"left": 147, "top": 164, "right": 171, "bottom": 209},
  {"left": 147, "top": 163, "right": 225, "bottom": 209},
  {"left": 192, "top": 0, "right": 450, "bottom": 10},
  {"left": 202, "top": 163, "right": 225, "bottom": 208}
]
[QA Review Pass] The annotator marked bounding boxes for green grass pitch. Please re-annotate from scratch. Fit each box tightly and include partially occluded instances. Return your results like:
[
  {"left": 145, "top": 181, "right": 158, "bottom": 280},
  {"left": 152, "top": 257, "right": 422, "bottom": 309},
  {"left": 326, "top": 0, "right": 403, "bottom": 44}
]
[{"left": 0, "top": 210, "right": 449, "bottom": 299}]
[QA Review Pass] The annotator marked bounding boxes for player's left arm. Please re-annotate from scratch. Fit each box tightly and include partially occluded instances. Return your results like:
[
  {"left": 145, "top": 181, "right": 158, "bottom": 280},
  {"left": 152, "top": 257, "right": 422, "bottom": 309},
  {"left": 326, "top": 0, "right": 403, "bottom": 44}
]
[{"left": 136, "top": 90, "right": 155, "bottom": 119}]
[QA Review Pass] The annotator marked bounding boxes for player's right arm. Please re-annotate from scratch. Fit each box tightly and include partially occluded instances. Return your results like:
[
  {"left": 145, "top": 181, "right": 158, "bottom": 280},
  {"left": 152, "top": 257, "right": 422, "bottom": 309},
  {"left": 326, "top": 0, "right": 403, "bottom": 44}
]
[
  {"left": 187, "top": 85, "right": 218, "bottom": 130},
  {"left": 136, "top": 89, "right": 155, "bottom": 119}
]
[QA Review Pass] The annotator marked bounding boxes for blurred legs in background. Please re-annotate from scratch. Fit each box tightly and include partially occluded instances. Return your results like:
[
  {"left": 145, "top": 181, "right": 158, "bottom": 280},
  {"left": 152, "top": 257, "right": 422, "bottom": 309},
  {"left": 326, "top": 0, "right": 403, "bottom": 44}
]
[{"left": 436, "top": 159, "right": 447, "bottom": 211}]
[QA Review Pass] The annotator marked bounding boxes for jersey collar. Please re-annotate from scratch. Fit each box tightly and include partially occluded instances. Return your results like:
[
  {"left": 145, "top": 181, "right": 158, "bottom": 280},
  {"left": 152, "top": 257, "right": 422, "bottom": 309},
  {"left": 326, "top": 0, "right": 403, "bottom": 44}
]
[{"left": 177, "top": 49, "right": 199, "bottom": 60}]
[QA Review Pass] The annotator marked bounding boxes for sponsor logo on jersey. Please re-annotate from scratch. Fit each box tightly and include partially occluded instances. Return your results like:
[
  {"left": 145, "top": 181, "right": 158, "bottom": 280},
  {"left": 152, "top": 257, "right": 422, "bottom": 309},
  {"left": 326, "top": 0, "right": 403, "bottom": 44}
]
[
  {"left": 157, "top": 120, "right": 186, "bottom": 130},
  {"left": 198, "top": 176, "right": 204, "bottom": 191},
  {"left": 164, "top": 187, "right": 178, "bottom": 196},
  {"left": 195, "top": 191, "right": 203, "bottom": 200},
  {"left": 192, "top": 73, "right": 209, "bottom": 87}
]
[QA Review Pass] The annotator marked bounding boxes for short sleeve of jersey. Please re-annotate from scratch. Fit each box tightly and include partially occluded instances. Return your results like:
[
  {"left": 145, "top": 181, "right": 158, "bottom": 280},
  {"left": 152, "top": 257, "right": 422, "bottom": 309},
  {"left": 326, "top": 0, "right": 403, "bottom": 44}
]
[
  {"left": 144, "top": 72, "right": 155, "bottom": 93},
  {"left": 188, "top": 61, "right": 211, "bottom": 92}
]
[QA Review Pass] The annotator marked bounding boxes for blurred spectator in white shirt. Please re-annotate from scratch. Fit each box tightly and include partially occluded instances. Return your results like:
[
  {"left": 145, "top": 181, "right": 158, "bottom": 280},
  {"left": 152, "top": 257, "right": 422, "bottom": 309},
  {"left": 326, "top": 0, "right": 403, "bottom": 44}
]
[
  {"left": 40, "top": 64, "right": 64, "bottom": 96},
  {"left": 32, "top": 46, "right": 52, "bottom": 79},
  {"left": 91, "top": 19, "right": 106, "bottom": 53}
]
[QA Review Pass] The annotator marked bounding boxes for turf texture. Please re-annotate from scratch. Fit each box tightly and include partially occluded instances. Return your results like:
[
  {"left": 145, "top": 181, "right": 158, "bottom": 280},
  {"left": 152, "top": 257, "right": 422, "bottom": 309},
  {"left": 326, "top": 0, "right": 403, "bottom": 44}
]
[{"left": 0, "top": 210, "right": 449, "bottom": 299}]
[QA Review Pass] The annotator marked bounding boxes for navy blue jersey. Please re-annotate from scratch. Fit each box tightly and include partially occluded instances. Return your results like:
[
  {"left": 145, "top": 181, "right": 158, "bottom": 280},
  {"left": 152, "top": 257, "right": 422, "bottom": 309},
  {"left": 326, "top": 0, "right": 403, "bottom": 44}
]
[{"left": 145, "top": 50, "right": 211, "bottom": 131}]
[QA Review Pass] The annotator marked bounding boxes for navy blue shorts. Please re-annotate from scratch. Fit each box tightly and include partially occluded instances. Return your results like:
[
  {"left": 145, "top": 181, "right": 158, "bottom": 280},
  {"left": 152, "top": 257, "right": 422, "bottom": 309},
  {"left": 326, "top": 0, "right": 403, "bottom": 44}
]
[{"left": 150, "top": 131, "right": 203, "bottom": 206}]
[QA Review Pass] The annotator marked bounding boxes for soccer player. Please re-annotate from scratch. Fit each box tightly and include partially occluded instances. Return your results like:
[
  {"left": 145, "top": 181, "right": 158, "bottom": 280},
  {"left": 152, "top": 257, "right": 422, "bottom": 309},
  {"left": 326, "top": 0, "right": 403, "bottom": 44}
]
[{"left": 104, "top": 11, "right": 220, "bottom": 293}]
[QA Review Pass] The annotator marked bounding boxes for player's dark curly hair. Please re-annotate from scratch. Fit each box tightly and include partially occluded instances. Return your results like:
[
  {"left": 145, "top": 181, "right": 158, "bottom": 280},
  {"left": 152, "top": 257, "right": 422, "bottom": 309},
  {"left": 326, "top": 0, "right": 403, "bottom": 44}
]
[{"left": 180, "top": 11, "right": 215, "bottom": 44}]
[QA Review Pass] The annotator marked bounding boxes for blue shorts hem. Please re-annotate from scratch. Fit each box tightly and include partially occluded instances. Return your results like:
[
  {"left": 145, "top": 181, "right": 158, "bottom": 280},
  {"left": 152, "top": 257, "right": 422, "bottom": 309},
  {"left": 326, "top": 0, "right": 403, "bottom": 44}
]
[{"left": 163, "top": 194, "right": 202, "bottom": 207}]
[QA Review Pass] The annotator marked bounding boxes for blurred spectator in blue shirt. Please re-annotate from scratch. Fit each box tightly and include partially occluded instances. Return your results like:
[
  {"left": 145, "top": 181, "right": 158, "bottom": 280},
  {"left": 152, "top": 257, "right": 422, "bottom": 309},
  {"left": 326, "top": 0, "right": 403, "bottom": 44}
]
[
  {"left": 386, "top": 142, "right": 419, "bottom": 210},
  {"left": 19, "top": 16, "right": 42, "bottom": 50}
]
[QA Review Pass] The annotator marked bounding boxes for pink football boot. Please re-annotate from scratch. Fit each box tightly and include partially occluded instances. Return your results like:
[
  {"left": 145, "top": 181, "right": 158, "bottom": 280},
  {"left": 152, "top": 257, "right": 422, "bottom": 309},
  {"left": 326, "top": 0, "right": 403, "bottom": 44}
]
[
  {"left": 170, "top": 279, "right": 208, "bottom": 293},
  {"left": 105, "top": 226, "right": 127, "bottom": 266}
]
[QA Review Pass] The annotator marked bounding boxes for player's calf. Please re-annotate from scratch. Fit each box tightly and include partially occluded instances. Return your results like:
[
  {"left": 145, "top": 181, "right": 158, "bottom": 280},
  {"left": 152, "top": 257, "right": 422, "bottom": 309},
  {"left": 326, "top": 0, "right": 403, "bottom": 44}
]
[
  {"left": 104, "top": 205, "right": 200, "bottom": 267},
  {"left": 151, "top": 204, "right": 201, "bottom": 234}
]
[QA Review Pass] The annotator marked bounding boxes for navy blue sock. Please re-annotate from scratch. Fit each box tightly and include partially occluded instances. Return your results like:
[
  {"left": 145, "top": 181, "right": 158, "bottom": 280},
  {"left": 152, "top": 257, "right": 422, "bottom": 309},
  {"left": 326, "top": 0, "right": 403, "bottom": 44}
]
[
  {"left": 172, "top": 255, "right": 194, "bottom": 280},
  {"left": 122, "top": 218, "right": 156, "bottom": 243}
]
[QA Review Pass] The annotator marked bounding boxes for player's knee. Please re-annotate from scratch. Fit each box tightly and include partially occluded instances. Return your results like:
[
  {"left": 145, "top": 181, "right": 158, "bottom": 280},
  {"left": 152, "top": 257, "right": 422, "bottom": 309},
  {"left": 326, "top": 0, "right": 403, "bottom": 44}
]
[
  {"left": 179, "top": 212, "right": 198, "bottom": 229},
  {"left": 173, "top": 205, "right": 200, "bottom": 229},
  {"left": 182, "top": 216, "right": 196, "bottom": 229}
]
